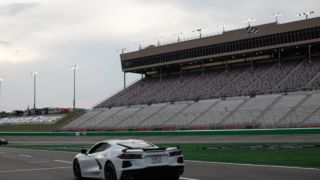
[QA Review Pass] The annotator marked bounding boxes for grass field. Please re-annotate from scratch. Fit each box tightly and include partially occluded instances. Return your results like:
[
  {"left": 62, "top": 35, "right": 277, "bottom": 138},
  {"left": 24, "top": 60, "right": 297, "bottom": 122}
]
[{"left": 4, "top": 143, "right": 320, "bottom": 168}]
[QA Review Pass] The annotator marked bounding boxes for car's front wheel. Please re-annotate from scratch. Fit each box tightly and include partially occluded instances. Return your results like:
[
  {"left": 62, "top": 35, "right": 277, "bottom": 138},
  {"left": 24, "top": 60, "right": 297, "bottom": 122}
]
[
  {"left": 73, "top": 159, "right": 82, "bottom": 180},
  {"left": 104, "top": 162, "right": 117, "bottom": 180}
]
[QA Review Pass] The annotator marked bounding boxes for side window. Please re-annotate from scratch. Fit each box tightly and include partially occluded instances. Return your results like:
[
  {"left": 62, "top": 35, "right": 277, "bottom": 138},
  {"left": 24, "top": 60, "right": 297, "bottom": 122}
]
[{"left": 88, "top": 143, "right": 110, "bottom": 154}]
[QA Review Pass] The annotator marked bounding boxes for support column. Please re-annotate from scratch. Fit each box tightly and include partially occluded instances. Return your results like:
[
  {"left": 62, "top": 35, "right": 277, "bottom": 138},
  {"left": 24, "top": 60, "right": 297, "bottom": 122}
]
[
  {"left": 159, "top": 67, "right": 162, "bottom": 83},
  {"left": 225, "top": 61, "right": 228, "bottom": 73},
  {"left": 278, "top": 49, "right": 281, "bottom": 67},
  {"left": 308, "top": 45, "right": 312, "bottom": 63},
  {"left": 123, "top": 72, "right": 126, "bottom": 89},
  {"left": 251, "top": 58, "right": 254, "bottom": 70},
  {"left": 201, "top": 61, "right": 204, "bottom": 76}
]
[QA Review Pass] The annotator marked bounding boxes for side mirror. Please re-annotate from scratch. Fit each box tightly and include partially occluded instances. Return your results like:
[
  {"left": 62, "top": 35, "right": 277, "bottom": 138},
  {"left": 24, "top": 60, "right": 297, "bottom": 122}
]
[{"left": 80, "top": 149, "right": 87, "bottom": 155}]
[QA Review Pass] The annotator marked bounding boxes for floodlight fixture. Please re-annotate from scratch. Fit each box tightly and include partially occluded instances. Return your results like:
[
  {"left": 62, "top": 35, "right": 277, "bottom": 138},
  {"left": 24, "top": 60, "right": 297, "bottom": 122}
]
[
  {"left": 135, "top": 41, "right": 144, "bottom": 50},
  {"left": 173, "top": 32, "right": 183, "bottom": 43},
  {"left": 31, "top": 71, "right": 38, "bottom": 76},
  {"left": 242, "top": 18, "right": 256, "bottom": 27},
  {"left": 154, "top": 36, "right": 163, "bottom": 46},
  {"left": 217, "top": 24, "right": 228, "bottom": 33},
  {"left": 70, "top": 65, "right": 78, "bottom": 70},
  {"left": 116, "top": 48, "right": 126, "bottom": 54},
  {"left": 192, "top": 28, "right": 206, "bottom": 38},
  {"left": 297, "top": 11, "right": 314, "bottom": 20},
  {"left": 271, "top": 13, "right": 282, "bottom": 23}
]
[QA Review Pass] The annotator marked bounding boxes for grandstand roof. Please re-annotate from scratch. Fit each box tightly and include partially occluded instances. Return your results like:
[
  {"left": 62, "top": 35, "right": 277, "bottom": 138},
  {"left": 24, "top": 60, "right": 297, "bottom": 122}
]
[
  {"left": 121, "top": 17, "right": 320, "bottom": 60},
  {"left": 120, "top": 17, "right": 320, "bottom": 73}
]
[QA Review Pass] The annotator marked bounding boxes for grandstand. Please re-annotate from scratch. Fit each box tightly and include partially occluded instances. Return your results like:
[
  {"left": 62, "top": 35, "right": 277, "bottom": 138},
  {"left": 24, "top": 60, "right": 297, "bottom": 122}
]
[{"left": 61, "top": 17, "right": 320, "bottom": 131}]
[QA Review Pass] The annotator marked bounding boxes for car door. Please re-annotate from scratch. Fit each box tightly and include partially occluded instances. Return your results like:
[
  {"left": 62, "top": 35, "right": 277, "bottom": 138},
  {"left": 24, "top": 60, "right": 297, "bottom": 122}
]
[{"left": 81, "top": 143, "right": 110, "bottom": 177}]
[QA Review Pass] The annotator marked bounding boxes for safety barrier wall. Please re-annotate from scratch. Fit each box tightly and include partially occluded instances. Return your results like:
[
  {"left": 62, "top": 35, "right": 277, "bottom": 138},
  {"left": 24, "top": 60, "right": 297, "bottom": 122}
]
[{"left": 0, "top": 128, "right": 320, "bottom": 136}]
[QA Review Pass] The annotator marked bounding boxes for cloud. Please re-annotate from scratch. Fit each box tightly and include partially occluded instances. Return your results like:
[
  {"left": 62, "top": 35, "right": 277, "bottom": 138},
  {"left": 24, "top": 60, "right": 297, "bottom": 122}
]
[
  {"left": 0, "top": 0, "right": 319, "bottom": 111},
  {"left": 0, "top": 40, "right": 10, "bottom": 46},
  {"left": 0, "top": 2, "right": 39, "bottom": 16},
  {"left": 0, "top": 46, "right": 40, "bottom": 64}
]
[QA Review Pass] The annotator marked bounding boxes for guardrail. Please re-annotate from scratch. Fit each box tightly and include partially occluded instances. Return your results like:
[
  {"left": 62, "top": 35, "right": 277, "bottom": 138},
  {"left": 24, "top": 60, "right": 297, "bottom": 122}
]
[{"left": 0, "top": 128, "right": 319, "bottom": 136}]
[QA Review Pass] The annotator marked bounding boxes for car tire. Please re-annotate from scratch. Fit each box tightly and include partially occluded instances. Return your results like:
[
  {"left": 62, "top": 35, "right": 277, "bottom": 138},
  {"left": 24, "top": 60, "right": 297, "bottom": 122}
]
[
  {"left": 104, "top": 162, "right": 117, "bottom": 180},
  {"left": 168, "top": 175, "right": 180, "bottom": 180},
  {"left": 73, "top": 159, "right": 82, "bottom": 180}
]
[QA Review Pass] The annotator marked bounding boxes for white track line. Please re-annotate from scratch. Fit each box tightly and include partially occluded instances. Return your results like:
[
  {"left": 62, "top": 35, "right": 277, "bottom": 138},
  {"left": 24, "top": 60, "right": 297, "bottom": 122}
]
[
  {"left": 180, "top": 177, "right": 200, "bottom": 180},
  {"left": 0, "top": 151, "right": 6, "bottom": 154},
  {"left": 54, "top": 160, "right": 72, "bottom": 164},
  {"left": 28, "top": 161, "right": 51, "bottom": 164},
  {"left": 186, "top": 160, "right": 320, "bottom": 171},
  {"left": 19, "top": 154, "right": 32, "bottom": 158},
  {"left": 0, "top": 166, "right": 71, "bottom": 173}
]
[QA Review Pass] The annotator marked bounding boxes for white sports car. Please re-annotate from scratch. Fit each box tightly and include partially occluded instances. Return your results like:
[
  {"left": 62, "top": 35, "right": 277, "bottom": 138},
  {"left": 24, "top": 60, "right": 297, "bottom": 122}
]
[{"left": 73, "top": 139, "right": 184, "bottom": 180}]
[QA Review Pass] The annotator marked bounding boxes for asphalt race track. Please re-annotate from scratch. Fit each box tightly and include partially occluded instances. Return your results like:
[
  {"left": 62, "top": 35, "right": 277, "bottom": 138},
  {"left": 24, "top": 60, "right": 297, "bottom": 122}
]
[
  {"left": 3, "top": 134, "right": 320, "bottom": 145},
  {"left": 1, "top": 147, "right": 320, "bottom": 180}
]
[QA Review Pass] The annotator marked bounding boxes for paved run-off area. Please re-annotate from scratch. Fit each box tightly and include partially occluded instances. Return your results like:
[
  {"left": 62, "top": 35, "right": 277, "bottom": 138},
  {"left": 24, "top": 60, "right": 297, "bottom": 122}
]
[{"left": 0, "top": 147, "right": 320, "bottom": 180}]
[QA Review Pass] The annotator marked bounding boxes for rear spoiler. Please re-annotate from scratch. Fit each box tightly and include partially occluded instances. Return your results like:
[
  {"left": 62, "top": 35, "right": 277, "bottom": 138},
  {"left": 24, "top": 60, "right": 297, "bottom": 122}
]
[{"left": 121, "top": 146, "right": 180, "bottom": 153}]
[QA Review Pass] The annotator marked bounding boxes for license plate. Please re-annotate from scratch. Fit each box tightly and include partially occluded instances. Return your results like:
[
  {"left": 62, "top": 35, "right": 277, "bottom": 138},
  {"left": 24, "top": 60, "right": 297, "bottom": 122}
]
[{"left": 151, "top": 156, "right": 162, "bottom": 163}]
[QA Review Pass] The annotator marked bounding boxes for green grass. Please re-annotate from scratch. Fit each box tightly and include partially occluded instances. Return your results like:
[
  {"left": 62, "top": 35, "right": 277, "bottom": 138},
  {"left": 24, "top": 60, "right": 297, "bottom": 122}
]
[
  {"left": 4, "top": 143, "right": 320, "bottom": 168},
  {"left": 0, "top": 112, "right": 85, "bottom": 132},
  {"left": 158, "top": 143, "right": 320, "bottom": 168}
]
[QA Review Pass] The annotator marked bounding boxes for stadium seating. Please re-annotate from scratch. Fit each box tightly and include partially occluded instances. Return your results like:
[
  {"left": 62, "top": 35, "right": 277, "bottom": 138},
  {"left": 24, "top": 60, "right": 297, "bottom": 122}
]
[
  {"left": 118, "top": 103, "right": 167, "bottom": 129},
  {"left": 277, "top": 60, "right": 320, "bottom": 92},
  {"left": 62, "top": 109, "right": 103, "bottom": 129},
  {"left": 79, "top": 107, "right": 123, "bottom": 129},
  {"left": 164, "top": 99, "right": 219, "bottom": 127},
  {"left": 60, "top": 56, "right": 320, "bottom": 131},
  {"left": 61, "top": 91, "right": 320, "bottom": 131},
  {"left": 257, "top": 94, "right": 307, "bottom": 128},
  {"left": 140, "top": 103, "right": 189, "bottom": 128},
  {"left": 95, "top": 56, "right": 320, "bottom": 108}
]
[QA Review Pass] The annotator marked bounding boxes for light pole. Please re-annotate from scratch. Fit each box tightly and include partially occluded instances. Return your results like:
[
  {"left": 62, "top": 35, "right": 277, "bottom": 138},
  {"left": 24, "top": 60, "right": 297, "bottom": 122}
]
[
  {"left": 154, "top": 36, "right": 163, "bottom": 46},
  {"left": 271, "top": 13, "right": 282, "bottom": 23},
  {"left": 217, "top": 24, "right": 228, "bottom": 33},
  {"left": 135, "top": 41, "right": 144, "bottom": 50},
  {"left": 173, "top": 32, "right": 183, "bottom": 43},
  {"left": 192, "top": 28, "right": 206, "bottom": 38},
  {"left": 70, "top": 65, "right": 78, "bottom": 111},
  {"left": 297, "top": 11, "right": 314, "bottom": 20},
  {"left": 31, "top": 72, "right": 38, "bottom": 110},
  {"left": 242, "top": 18, "right": 256, "bottom": 27},
  {"left": 116, "top": 48, "right": 126, "bottom": 54}
]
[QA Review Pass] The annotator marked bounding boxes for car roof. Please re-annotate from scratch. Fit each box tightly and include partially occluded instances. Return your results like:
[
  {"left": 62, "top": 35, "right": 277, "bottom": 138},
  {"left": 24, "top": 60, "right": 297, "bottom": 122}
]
[{"left": 100, "top": 139, "right": 146, "bottom": 144}]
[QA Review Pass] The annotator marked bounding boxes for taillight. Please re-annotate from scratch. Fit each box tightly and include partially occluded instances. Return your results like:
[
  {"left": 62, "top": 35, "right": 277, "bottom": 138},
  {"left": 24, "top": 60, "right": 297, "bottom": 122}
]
[
  {"left": 169, "top": 150, "right": 182, "bottom": 157},
  {"left": 118, "top": 154, "right": 142, "bottom": 159}
]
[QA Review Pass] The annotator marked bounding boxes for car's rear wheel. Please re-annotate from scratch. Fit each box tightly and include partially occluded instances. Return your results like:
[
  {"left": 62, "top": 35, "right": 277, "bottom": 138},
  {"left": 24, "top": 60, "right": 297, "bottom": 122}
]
[
  {"left": 167, "top": 174, "right": 180, "bottom": 180},
  {"left": 104, "top": 162, "right": 116, "bottom": 180},
  {"left": 73, "top": 159, "right": 82, "bottom": 180}
]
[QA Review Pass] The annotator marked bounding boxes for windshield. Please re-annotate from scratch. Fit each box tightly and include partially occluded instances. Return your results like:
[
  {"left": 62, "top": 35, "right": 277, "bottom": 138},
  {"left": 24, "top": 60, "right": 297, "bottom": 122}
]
[{"left": 118, "top": 140, "right": 156, "bottom": 149}]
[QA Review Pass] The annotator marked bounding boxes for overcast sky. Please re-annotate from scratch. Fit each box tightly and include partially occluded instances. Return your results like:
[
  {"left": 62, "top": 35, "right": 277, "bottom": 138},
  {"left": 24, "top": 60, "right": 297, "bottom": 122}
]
[{"left": 0, "top": 0, "right": 319, "bottom": 111}]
